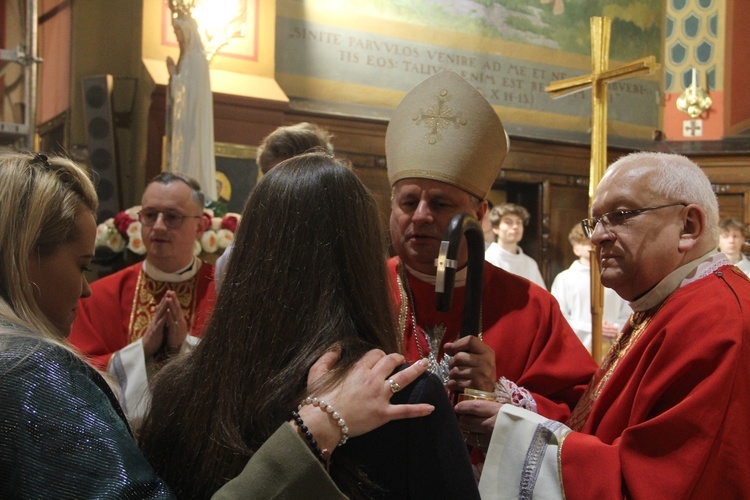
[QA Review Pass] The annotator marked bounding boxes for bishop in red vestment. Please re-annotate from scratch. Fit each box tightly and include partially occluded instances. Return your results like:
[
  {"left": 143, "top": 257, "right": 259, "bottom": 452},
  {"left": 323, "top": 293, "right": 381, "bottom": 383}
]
[
  {"left": 384, "top": 69, "right": 598, "bottom": 431},
  {"left": 389, "top": 258, "right": 596, "bottom": 421}
]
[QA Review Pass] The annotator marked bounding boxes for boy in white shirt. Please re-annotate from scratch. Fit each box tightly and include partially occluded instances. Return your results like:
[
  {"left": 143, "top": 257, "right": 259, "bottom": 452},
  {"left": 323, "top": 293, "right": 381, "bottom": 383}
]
[
  {"left": 718, "top": 218, "right": 750, "bottom": 277},
  {"left": 485, "top": 203, "right": 546, "bottom": 289},
  {"left": 550, "top": 223, "right": 631, "bottom": 350}
]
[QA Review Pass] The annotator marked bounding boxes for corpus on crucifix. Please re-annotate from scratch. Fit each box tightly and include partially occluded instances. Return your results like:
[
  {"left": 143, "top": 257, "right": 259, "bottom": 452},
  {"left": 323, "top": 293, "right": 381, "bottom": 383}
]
[{"left": 545, "top": 16, "right": 657, "bottom": 362}]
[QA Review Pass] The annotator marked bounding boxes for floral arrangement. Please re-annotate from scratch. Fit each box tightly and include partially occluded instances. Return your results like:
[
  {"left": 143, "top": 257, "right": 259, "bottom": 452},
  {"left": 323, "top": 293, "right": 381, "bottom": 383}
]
[{"left": 95, "top": 205, "right": 241, "bottom": 260}]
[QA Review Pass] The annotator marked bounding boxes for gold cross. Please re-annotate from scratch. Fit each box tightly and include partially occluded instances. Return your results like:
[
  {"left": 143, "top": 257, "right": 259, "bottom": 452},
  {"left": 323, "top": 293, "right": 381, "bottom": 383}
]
[
  {"left": 545, "top": 17, "right": 657, "bottom": 362},
  {"left": 413, "top": 89, "right": 468, "bottom": 145}
]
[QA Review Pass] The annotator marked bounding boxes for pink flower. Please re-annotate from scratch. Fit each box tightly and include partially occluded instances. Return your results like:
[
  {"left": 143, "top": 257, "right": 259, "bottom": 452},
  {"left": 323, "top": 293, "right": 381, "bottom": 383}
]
[
  {"left": 221, "top": 214, "right": 240, "bottom": 233},
  {"left": 114, "top": 211, "right": 137, "bottom": 236},
  {"left": 201, "top": 212, "right": 212, "bottom": 230}
]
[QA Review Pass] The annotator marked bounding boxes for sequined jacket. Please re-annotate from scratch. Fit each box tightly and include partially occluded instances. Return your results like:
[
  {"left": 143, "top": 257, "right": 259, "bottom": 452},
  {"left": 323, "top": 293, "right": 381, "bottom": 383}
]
[{"left": 0, "top": 327, "right": 173, "bottom": 498}]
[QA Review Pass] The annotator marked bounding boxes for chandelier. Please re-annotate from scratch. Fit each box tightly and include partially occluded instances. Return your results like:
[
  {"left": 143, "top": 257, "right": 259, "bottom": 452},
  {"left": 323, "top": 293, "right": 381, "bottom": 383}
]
[{"left": 676, "top": 68, "right": 712, "bottom": 119}]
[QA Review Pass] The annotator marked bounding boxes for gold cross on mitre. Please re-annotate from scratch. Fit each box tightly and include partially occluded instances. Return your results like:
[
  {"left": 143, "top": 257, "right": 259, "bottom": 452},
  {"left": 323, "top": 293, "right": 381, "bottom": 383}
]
[
  {"left": 545, "top": 16, "right": 657, "bottom": 362},
  {"left": 413, "top": 89, "right": 468, "bottom": 144}
]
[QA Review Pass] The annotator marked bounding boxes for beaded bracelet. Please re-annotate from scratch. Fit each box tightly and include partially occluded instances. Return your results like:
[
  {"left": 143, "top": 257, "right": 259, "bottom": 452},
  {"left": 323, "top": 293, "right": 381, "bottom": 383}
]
[
  {"left": 291, "top": 410, "right": 331, "bottom": 470},
  {"left": 298, "top": 396, "right": 350, "bottom": 446}
]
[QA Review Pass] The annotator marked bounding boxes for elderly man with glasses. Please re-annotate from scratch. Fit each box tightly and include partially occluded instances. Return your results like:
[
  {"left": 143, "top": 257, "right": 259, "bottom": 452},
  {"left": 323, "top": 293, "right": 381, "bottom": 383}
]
[
  {"left": 70, "top": 172, "right": 216, "bottom": 428},
  {"left": 457, "top": 152, "right": 750, "bottom": 498}
]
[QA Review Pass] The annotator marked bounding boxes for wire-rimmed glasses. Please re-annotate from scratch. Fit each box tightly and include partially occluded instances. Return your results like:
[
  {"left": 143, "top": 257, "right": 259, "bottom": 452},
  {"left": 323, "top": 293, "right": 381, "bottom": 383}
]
[
  {"left": 581, "top": 203, "right": 688, "bottom": 238},
  {"left": 138, "top": 210, "right": 202, "bottom": 229}
]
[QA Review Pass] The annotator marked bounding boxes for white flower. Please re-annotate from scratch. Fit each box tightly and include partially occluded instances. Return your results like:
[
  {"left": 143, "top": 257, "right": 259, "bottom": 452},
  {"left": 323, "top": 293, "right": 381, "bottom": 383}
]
[
  {"left": 216, "top": 229, "right": 234, "bottom": 249},
  {"left": 211, "top": 217, "right": 222, "bottom": 231},
  {"left": 193, "top": 239, "right": 202, "bottom": 256},
  {"left": 106, "top": 232, "right": 126, "bottom": 252},
  {"left": 96, "top": 222, "right": 112, "bottom": 246},
  {"left": 125, "top": 205, "right": 141, "bottom": 218},
  {"left": 203, "top": 208, "right": 215, "bottom": 218},
  {"left": 201, "top": 230, "right": 218, "bottom": 253},
  {"left": 126, "top": 221, "right": 142, "bottom": 237},
  {"left": 127, "top": 234, "right": 147, "bottom": 255}
]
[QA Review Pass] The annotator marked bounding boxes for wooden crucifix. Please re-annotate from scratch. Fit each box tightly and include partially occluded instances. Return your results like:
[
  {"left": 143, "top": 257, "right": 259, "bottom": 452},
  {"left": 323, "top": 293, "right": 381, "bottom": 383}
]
[{"left": 545, "top": 17, "right": 657, "bottom": 362}]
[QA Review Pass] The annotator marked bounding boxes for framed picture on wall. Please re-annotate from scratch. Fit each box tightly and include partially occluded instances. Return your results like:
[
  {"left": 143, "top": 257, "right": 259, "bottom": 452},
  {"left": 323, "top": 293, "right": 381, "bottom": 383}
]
[{"left": 214, "top": 142, "right": 260, "bottom": 214}]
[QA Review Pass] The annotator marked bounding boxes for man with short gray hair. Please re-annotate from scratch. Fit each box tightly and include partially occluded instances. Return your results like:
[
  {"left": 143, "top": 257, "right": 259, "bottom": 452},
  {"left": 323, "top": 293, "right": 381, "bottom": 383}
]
[{"left": 458, "top": 152, "right": 750, "bottom": 497}]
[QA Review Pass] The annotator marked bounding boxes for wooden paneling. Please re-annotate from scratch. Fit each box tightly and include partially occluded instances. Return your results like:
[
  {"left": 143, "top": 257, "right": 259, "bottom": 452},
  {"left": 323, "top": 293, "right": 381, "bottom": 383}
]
[
  {"left": 549, "top": 184, "right": 590, "bottom": 284},
  {"left": 695, "top": 154, "right": 750, "bottom": 184},
  {"left": 718, "top": 193, "right": 745, "bottom": 222},
  {"left": 144, "top": 99, "right": 750, "bottom": 277}
]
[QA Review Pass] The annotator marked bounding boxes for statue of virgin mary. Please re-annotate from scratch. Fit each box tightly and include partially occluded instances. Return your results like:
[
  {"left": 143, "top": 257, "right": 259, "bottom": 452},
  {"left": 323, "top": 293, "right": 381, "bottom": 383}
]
[{"left": 165, "top": 12, "right": 217, "bottom": 200}]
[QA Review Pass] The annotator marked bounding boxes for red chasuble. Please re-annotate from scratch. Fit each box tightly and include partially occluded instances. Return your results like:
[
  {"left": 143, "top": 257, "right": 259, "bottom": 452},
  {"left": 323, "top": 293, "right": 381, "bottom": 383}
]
[
  {"left": 69, "top": 261, "right": 216, "bottom": 370},
  {"left": 561, "top": 266, "right": 750, "bottom": 497},
  {"left": 387, "top": 257, "right": 597, "bottom": 421}
]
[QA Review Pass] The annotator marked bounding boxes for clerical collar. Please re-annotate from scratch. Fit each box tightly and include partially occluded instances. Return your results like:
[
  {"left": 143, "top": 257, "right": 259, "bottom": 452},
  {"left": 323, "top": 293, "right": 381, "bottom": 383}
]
[
  {"left": 142, "top": 256, "right": 201, "bottom": 283},
  {"left": 403, "top": 262, "right": 468, "bottom": 287},
  {"left": 629, "top": 250, "right": 727, "bottom": 312}
]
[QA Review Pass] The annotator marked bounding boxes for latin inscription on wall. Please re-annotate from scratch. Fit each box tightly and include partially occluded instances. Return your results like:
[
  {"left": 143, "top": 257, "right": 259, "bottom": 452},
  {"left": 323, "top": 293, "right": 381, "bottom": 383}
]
[{"left": 276, "top": 17, "right": 659, "bottom": 133}]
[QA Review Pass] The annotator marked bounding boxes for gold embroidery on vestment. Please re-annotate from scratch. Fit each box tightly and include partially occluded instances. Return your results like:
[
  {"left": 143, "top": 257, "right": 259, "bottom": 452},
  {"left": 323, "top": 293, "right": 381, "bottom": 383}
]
[
  {"left": 127, "top": 269, "right": 200, "bottom": 343},
  {"left": 567, "top": 304, "right": 662, "bottom": 431}
]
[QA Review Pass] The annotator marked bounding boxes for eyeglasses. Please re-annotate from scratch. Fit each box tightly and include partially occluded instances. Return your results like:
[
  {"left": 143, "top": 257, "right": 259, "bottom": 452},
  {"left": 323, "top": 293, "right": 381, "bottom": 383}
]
[
  {"left": 581, "top": 203, "right": 687, "bottom": 238},
  {"left": 138, "top": 210, "right": 202, "bottom": 229}
]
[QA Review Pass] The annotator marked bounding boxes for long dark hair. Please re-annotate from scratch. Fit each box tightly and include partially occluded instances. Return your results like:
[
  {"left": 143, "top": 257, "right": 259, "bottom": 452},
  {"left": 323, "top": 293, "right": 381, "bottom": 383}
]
[{"left": 139, "top": 152, "right": 399, "bottom": 498}]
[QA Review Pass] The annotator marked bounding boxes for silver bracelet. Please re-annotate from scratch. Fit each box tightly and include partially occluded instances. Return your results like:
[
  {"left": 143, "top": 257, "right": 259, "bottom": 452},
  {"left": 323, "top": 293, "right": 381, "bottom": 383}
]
[{"left": 298, "top": 396, "right": 350, "bottom": 446}]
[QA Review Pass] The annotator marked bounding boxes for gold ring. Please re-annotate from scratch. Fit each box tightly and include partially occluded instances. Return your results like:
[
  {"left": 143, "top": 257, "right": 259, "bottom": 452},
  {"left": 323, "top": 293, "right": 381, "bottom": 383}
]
[{"left": 388, "top": 379, "right": 401, "bottom": 394}]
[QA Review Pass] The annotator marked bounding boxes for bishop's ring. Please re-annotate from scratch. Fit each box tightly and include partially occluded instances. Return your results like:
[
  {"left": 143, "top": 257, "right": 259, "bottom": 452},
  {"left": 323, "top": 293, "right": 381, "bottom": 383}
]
[{"left": 388, "top": 379, "right": 402, "bottom": 394}]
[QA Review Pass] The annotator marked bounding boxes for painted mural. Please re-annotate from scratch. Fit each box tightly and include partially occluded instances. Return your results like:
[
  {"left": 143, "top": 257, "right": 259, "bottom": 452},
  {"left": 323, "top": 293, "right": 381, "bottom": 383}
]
[
  {"left": 275, "top": 0, "right": 665, "bottom": 139},
  {"left": 333, "top": 0, "right": 661, "bottom": 61}
]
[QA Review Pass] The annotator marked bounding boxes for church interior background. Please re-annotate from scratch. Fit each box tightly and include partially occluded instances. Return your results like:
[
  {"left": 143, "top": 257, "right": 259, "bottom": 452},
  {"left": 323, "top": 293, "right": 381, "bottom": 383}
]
[{"left": 1, "top": 0, "right": 749, "bottom": 287}]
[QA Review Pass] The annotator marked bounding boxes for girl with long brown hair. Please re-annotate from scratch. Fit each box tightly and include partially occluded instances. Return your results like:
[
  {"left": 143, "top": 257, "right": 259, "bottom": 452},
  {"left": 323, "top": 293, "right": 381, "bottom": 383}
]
[{"left": 139, "top": 152, "right": 478, "bottom": 498}]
